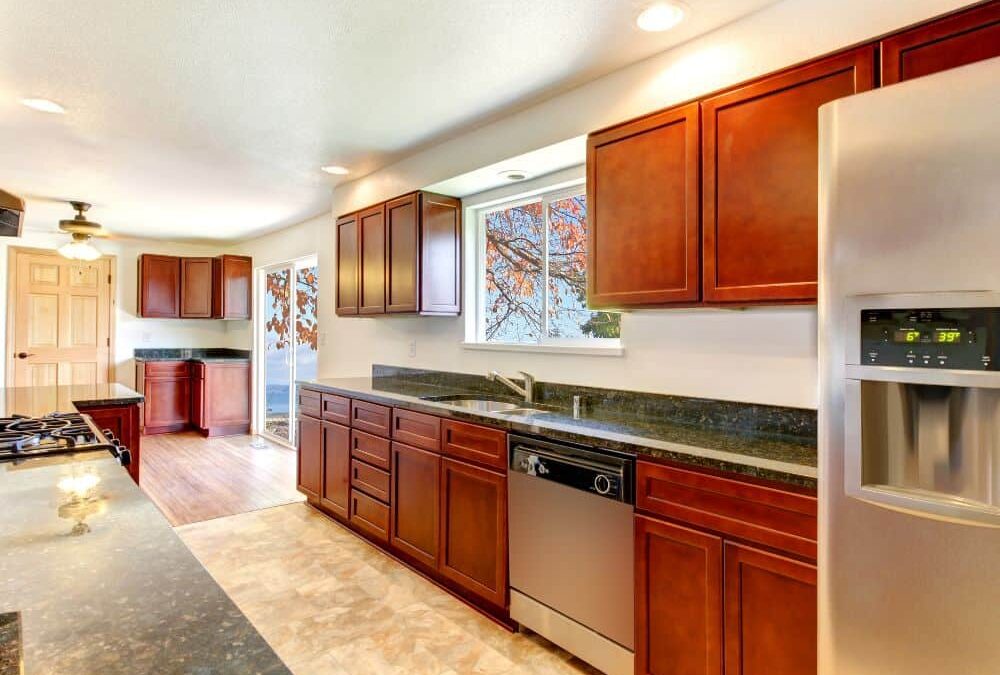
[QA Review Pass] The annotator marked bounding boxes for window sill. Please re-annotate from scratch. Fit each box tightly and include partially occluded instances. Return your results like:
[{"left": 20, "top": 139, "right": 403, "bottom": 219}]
[{"left": 461, "top": 341, "right": 624, "bottom": 357}]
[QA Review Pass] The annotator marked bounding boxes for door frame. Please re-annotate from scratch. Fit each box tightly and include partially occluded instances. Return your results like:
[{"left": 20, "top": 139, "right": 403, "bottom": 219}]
[
  {"left": 253, "top": 254, "right": 318, "bottom": 447},
  {"left": 5, "top": 245, "right": 117, "bottom": 387}
]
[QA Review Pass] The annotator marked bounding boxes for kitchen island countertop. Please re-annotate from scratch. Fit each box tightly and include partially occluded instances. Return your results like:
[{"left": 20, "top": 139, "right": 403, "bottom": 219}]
[{"left": 0, "top": 383, "right": 143, "bottom": 417}]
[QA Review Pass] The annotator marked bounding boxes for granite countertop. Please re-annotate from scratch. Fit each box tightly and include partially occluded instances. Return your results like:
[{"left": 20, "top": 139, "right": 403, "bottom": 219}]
[
  {"left": 298, "top": 377, "right": 817, "bottom": 489},
  {"left": 0, "top": 384, "right": 143, "bottom": 417},
  {"left": 0, "top": 451, "right": 289, "bottom": 674},
  {"left": 134, "top": 348, "right": 251, "bottom": 364}
]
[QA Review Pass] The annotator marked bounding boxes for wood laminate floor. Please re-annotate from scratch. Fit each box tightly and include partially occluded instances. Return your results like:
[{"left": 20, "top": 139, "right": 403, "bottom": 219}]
[
  {"left": 178, "top": 502, "right": 598, "bottom": 675},
  {"left": 140, "top": 432, "right": 304, "bottom": 526}
]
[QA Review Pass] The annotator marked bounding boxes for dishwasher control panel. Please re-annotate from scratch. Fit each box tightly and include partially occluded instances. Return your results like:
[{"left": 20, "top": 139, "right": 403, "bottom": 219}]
[{"left": 509, "top": 434, "right": 634, "bottom": 503}]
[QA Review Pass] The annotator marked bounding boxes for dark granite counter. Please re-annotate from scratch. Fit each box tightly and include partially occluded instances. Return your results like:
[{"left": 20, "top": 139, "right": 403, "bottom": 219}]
[
  {"left": 0, "top": 451, "right": 289, "bottom": 674},
  {"left": 298, "top": 375, "right": 817, "bottom": 489},
  {"left": 0, "top": 384, "right": 143, "bottom": 417},
  {"left": 134, "top": 348, "right": 251, "bottom": 364}
]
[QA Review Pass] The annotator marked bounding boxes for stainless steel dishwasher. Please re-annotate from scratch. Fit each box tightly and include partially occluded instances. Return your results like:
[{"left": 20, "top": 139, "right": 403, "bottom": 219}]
[{"left": 508, "top": 434, "right": 635, "bottom": 675}]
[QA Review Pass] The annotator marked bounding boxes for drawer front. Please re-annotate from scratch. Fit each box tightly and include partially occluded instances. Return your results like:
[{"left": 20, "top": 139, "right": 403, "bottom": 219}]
[
  {"left": 298, "top": 388, "right": 322, "bottom": 419},
  {"left": 143, "top": 361, "right": 189, "bottom": 378},
  {"left": 321, "top": 393, "right": 351, "bottom": 425},
  {"left": 392, "top": 408, "right": 440, "bottom": 451},
  {"left": 351, "top": 459, "right": 390, "bottom": 503},
  {"left": 351, "top": 400, "right": 391, "bottom": 437},
  {"left": 351, "top": 430, "right": 391, "bottom": 470},
  {"left": 441, "top": 419, "right": 507, "bottom": 470},
  {"left": 350, "top": 489, "right": 389, "bottom": 543},
  {"left": 636, "top": 460, "right": 817, "bottom": 560}
]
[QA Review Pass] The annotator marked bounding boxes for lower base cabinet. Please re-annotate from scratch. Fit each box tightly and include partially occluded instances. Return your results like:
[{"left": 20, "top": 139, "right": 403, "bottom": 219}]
[
  {"left": 321, "top": 422, "right": 350, "bottom": 519},
  {"left": 390, "top": 441, "right": 441, "bottom": 569},
  {"left": 78, "top": 402, "right": 142, "bottom": 484},
  {"left": 296, "top": 415, "right": 322, "bottom": 499}
]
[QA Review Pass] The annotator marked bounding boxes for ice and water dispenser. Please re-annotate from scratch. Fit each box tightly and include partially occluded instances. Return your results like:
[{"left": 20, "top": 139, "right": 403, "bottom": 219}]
[{"left": 844, "top": 293, "right": 1000, "bottom": 526}]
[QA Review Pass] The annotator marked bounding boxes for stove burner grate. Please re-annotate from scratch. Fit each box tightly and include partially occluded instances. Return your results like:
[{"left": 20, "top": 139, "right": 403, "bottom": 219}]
[{"left": 0, "top": 430, "right": 40, "bottom": 452}]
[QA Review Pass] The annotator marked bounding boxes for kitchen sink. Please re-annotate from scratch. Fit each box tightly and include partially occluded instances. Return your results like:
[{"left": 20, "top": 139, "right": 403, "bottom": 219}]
[{"left": 421, "top": 394, "right": 554, "bottom": 415}]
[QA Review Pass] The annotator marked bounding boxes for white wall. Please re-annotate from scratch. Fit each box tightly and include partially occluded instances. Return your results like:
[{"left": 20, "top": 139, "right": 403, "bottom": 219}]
[
  {"left": 305, "top": 0, "right": 972, "bottom": 410},
  {"left": 0, "top": 230, "right": 246, "bottom": 387}
]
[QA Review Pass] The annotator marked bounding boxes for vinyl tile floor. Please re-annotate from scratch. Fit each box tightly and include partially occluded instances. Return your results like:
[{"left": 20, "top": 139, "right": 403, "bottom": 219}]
[{"left": 177, "top": 502, "right": 601, "bottom": 675}]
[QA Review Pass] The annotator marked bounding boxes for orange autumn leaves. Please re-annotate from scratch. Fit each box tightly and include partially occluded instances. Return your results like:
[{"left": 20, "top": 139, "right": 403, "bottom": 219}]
[{"left": 265, "top": 266, "right": 319, "bottom": 351}]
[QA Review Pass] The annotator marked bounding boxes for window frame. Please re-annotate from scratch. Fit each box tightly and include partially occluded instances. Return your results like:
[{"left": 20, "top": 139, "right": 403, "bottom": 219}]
[{"left": 468, "top": 180, "right": 622, "bottom": 354}]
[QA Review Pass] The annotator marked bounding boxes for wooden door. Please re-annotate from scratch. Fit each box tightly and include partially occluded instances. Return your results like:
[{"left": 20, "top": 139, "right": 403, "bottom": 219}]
[
  {"left": 180, "top": 257, "right": 213, "bottom": 318},
  {"left": 587, "top": 102, "right": 701, "bottom": 308},
  {"left": 438, "top": 457, "right": 507, "bottom": 608},
  {"left": 386, "top": 193, "right": 419, "bottom": 313},
  {"left": 723, "top": 543, "right": 816, "bottom": 675},
  {"left": 336, "top": 214, "right": 360, "bottom": 315},
  {"left": 390, "top": 441, "right": 441, "bottom": 569},
  {"left": 419, "top": 192, "right": 462, "bottom": 315},
  {"left": 138, "top": 254, "right": 180, "bottom": 317},
  {"left": 882, "top": 2, "right": 1000, "bottom": 85},
  {"left": 321, "top": 421, "right": 350, "bottom": 519},
  {"left": 213, "top": 255, "right": 252, "bottom": 319},
  {"left": 701, "top": 46, "right": 874, "bottom": 303},
  {"left": 635, "top": 515, "right": 723, "bottom": 675},
  {"left": 10, "top": 250, "right": 113, "bottom": 386},
  {"left": 297, "top": 414, "right": 322, "bottom": 499},
  {"left": 359, "top": 205, "right": 386, "bottom": 314}
]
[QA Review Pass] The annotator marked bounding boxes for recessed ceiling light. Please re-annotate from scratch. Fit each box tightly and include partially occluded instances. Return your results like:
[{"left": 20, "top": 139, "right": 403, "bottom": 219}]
[
  {"left": 498, "top": 169, "right": 528, "bottom": 181},
  {"left": 636, "top": 2, "right": 686, "bottom": 32},
  {"left": 321, "top": 165, "right": 350, "bottom": 175},
  {"left": 19, "top": 98, "right": 66, "bottom": 114}
]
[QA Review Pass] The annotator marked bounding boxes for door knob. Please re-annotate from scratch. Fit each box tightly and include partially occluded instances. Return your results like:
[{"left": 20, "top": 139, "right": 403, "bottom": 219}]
[{"left": 16, "top": 352, "right": 34, "bottom": 359}]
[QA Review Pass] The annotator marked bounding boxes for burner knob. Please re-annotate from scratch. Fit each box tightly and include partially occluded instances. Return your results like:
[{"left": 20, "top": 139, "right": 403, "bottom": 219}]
[{"left": 117, "top": 448, "right": 131, "bottom": 467}]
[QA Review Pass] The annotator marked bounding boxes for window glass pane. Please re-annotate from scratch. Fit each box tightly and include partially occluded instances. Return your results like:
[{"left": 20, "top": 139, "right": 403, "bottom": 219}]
[
  {"left": 294, "top": 265, "right": 319, "bottom": 381},
  {"left": 546, "top": 195, "right": 621, "bottom": 339},
  {"left": 484, "top": 202, "right": 544, "bottom": 342}
]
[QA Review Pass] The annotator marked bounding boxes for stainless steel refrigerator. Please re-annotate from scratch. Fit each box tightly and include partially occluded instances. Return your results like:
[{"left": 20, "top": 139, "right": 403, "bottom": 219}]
[{"left": 818, "top": 57, "right": 1000, "bottom": 674}]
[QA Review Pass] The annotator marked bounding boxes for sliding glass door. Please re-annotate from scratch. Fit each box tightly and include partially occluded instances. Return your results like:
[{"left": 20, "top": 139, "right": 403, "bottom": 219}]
[{"left": 258, "top": 256, "right": 318, "bottom": 445}]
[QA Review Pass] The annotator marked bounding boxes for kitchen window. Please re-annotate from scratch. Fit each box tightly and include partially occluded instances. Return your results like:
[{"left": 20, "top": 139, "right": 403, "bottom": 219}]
[{"left": 470, "top": 183, "right": 621, "bottom": 353}]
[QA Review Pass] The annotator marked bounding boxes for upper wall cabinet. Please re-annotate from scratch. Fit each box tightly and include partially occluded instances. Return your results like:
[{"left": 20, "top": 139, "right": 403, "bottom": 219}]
[
  {"left": 881, "top": 1, "right": 1000, "bottom": 85},
  {"left": 701, "top": 46, "right": 874, "bottom": 303},
  {"left": 587, "top": 102, "right": 700, "bottom": 308},
  {"left": 337, "top": 190, "right": 461, "bottom": 317},
  {"left": 138, "top": 254, "right": 181, "bottom": 318},
  {"left": 212, "top": 254, "right": 252, "bottom": 319},
  {"left": 138, "top": 253, "right": 252, "bottom": 319},
  {"left": 181, "top": 257, "right": 213, "bottom": 318}
]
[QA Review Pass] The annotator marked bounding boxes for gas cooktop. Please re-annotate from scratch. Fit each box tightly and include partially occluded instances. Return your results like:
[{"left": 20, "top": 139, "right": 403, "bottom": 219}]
[{"left": 0, "top": 413, "right": 129, "bottom": 466}]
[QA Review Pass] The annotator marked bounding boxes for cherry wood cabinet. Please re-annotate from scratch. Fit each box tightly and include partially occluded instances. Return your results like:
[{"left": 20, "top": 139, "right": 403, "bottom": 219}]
[
  {"left": 701, "top": 46, "right": 874, "bottom": 303},
  {"left": 386, "top": 193, "right": 420, "bottom": 313},
  {"left": 321, "top": 422, "right": 351, "bottom": 519},
  {"left": 635, "top": 515, "right": 722, "bottom": 675},
  {"left": 881, "top": 1, "right": 1000, "bottom": 86},
  {"left": 336, "top": 213, "right": 360, "bottom": 315},
  {"left": 391, "top": 408, "right": 440, "bottom": 451},
  {"left": 180, "top": 257, "right": 213, "bottom": 318},
  {"left": 351, "top": 489, "right": 390, "bottom": 543},
  {"left": 297, "top": 414, "right": 323, "bottom": 499},
  {"left": 359, "top": 204, "right": 387, "bottom": 314},
  {"left": 441, "top": 419, "right": 507, "bottom": 471},
  {"left": 587, "top": 102, "right": 701, "bottom": 308},
  {"left": 390, "top": 441, "right": 441, "bottom": 569},
  {"left": 138, "top": 254, "right": 180, "bottom": 318},
  {"left": 438, "top": 457, "right": 508, "bottom": 609},
  {"left": 191, "top": 362, "right": 251, "bottom": 437},
  {"left": 140, "top": 360, "right": 190, "bottom": 434},
  {"left": 212, "top": 255, "right": 252, "bottom": 319},
  {"left": 418, "top": 192, "right": 463, "bottom": 315},
  {"left": 78, "top": 402, "right": 142, "bottom": 484}
]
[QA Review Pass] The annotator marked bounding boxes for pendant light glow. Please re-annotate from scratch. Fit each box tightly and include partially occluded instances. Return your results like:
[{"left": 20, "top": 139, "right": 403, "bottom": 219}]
[
  {"left": 636, "top": 2, "right": 686, "bottom": 32},
  {"left": 58, "top": 235, "right": 101, "bottom": 261},
  {"left": 20, "top": 98, "right": 66, "bottom": 114}
]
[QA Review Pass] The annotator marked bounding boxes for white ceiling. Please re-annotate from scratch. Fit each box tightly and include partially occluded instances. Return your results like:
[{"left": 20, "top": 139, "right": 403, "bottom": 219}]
[{"left": 0, "top": 0, "right": 778, "bottom": 243}]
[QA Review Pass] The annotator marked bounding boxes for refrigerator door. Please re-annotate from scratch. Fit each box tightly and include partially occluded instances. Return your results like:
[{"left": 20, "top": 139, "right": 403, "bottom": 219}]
[{"left": 818, "top": 57, "right": 1000, "bottom": 675}]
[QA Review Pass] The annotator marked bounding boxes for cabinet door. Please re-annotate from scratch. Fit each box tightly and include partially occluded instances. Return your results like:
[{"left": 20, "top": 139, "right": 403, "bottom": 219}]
[
  {"left": 587, "top": 102, "right": 700, "bottom": 307},
  {"left": 202, "top": 362, "right": 251, "bottom": 435},
  {"left": 723, "top": 543, "right": 816, "bottom": 675},
  {"left": 138, "top": 254, "right": 180, "bottom": 318},
  {"left": 143, "top": 372, "right": 190, "bottom": 433},
  {"left": 321, "top": 421, "right": 351, "bottom": 519},
  {"left": 79, "top": 403, "right": 142, "bottom": 484},
  {"left": 701, "top": 47, "right": 874, "bottom": 303},
  {"left": 881, "top": 2, "right": 1000, "bottom": 85},
  {"left": 438, "top": 458, "right": 507, "bottom": 608},
  {"left": 359, "top": 204, "right": 386, "bottom": 315},
  {"left": 635, "top": 515, "right": 723, "bottom": 675},
  {"left": 297, "top": 414, "right": 322, "bottom": 499},
  {"left": 212, "top": 255, "right": 252, "bottom": 319},
  {"left": 191, "top": 365, "right": 206, "bottom": 429},
  {"left": 390, "top": 441, "right": 441, "bottom": 569},
  {"left": 336, "top": 214, "right": 360, "bottom": 315},
  {"left": 419, "top": 192, "right": 462, "bottom": 315},
  {"left": 180, "top": 257, "right": 213, "bottom": 318},
  {"left": 386, "top": 193, "right": 419, "bottom": 313}
]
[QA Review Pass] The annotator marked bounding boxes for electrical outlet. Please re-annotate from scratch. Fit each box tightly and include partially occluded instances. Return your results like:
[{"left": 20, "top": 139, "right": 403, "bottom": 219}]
[
  {"left": 408, "top": 341, "right": 416, "bottom": 358},
  {"left": 319, "top": 332, "right": 328, "bottom": 347}
]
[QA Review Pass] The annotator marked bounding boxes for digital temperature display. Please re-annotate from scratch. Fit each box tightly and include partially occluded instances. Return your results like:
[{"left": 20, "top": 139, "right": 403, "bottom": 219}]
[
  {"left": 892, "top": 329, "right": 965, "bottom": 344},
  {"left": 934, "top": 329, "right": 964, "bottom": 343},
  {"left": 893, "top": 330, "right": 923, "bottom": 343}
]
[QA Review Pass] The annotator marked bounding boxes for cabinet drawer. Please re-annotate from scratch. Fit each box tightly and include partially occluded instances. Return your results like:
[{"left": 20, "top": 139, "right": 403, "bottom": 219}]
[
  {"left": 351, "top": 459, "right": 390, "bottom": 503},
  {"left": 143, "top": 361, "right": 189, "bottom": 378},
  {"left": 297, "top": 388, "right": 322, "bottom": 419},
  {"left": 321, "top": 393, "right": 351, "bottom": 425},
  {"left": 351, "top": 430, "right": 391, "bottom": 470},
  {"left": 350, "top": 489, "right": 389, "bottom": 543},
  {"left": 392, "top": 408, "right": 440, "bottom": 451},
  {"left": 351, "top": 400, "right": 391, "bottom": 437},
  {"left": 636, "top": 460, "right": 817, "bottom": 560},
  {"left": 441, "top": 419, "right": 506, "bottom": 470}
]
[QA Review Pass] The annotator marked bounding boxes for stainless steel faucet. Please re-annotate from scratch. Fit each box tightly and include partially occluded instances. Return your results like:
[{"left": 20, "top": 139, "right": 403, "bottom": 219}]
[{"left": 487, "top": 370, "right": 535, "bottom": 404}]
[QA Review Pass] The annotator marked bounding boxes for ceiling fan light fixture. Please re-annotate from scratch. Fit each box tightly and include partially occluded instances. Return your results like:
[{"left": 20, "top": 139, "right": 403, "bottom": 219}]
[
  {"left": 58, "top": 233, "right": 101, "bottom": 261},
  {"left": 57, "top": 201, "right": 104, "bottom": 260}
]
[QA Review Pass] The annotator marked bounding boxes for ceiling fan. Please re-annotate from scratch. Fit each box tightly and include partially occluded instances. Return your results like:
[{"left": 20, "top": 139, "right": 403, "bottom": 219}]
[{"left": 58, "top": 201, "right": 109, "bottom": 261}]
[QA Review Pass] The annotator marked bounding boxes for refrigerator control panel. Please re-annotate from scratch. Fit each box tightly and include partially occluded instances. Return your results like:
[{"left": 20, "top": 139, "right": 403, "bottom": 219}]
[{"left": 860, "top": 307, "right": 998, "bottom": 369}]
